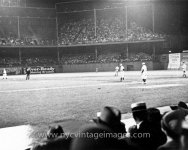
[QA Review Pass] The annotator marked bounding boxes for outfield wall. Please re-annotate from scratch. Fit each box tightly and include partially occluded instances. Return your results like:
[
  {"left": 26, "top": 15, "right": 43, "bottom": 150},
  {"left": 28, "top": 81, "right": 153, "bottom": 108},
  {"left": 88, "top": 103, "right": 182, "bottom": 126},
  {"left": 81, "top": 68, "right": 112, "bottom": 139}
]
[
  {"left": 56, "top": 53, "right": 187, "bottom": 72},
  {"left": 159, "top": 53, "right": 188, "bottom": 70},
  {"left": 0, "top": 61, "right": 164, "bottom": 75},
  {"left": 0, "top": 67, "right": 22, "bottom": 75},
  {"left": 56, "top": 61, "right": 163, "bottom": 73}
]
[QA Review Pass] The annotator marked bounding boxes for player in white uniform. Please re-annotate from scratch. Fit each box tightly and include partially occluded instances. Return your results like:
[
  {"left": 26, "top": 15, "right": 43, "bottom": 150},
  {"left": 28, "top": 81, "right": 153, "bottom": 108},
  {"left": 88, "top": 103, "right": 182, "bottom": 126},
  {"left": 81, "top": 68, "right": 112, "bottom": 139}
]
[
  {"left": 2, "top": 68, "right": 7, "bottom": 79},
  {"left": 120, "top": 64, "right": 125, "bottom": 82},
  {"left": 141, "top": 62, "right": 147, "bottom": 84},
  {"left": 182, "top": 62, "right": 187, "bottom": 78},
  {"left": 115, "top": 66, "right": 119, "bottom": 76}
]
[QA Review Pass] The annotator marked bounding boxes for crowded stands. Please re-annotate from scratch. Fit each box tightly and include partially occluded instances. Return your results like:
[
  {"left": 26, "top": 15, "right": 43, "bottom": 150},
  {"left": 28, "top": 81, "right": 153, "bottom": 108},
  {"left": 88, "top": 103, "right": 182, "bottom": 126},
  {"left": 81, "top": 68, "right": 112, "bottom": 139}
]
[
  {"left": 0, "top": 52, "right": 153, "bottom": 67},
  {"left": 58, "top": 12, "right": 166, "bottom": 46},
  {"left": 0, "top": 57, "right": 58, "bottom": 67},
  {"left": 0, "top": 57, "right": 20, "bottom": 67},
  {"left": 60, "top": 53, "right": 152, "bottom": 64},
  {"left": 0, "top": 6, "right": 166, "bottom": 47},
  {"left": 0, "top": 37, "right": 56, "bottom": 46},
  {"left": 0, "top": 16, "right": 56, "bottom": 46},
  {"left": 0, "top": 17, "right": 165, "bottom": 46},
  {"left": 61, "top": 54, "right": 96, "bottom": 64},
  {"left": 30, "top": 101, "right": 188, "bottom": 150},
  {"left": 22, "top": 57, "right": 58, "bottom": 66}
]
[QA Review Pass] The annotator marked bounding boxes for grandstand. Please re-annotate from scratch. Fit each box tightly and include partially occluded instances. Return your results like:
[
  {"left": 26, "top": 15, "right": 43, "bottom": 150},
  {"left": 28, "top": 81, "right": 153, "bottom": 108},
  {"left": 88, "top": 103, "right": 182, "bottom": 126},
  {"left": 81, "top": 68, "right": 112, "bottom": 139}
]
[
  {"left": 1, "top": 0, "right": 187, "bottom": 73},
  {"left": 0, "top": 0, "right": 188, "bottom": 150}
]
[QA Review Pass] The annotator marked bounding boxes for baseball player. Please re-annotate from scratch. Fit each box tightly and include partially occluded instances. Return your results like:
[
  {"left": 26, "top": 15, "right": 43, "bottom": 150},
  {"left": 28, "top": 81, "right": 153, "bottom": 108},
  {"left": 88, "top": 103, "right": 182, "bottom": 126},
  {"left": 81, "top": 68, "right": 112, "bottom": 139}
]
[
  {"left": 2, "top": 68, "right": 7, "bottom": 79},
  {"left": 120, "top": 64, "right": 125, "bottom": 82},
  {"left": 141, "top": 62, "right": 147, "bottom": 84},
  {"left": 26, "top": 67, "right": 31, "bottom": 80},
  {"left": 115, "top": 66, "right": 119, "bottom": 76},
  {"left": 182, "top": 62, "right": 187, "bottom": 78}
]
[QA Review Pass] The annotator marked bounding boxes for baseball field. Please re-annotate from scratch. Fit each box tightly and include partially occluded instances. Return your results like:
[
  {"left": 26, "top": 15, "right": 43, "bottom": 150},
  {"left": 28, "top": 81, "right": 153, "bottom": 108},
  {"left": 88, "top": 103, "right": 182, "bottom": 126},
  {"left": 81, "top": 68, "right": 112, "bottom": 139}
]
[{"left": 0, "top": 70, "right": 188, "bottom": 129}]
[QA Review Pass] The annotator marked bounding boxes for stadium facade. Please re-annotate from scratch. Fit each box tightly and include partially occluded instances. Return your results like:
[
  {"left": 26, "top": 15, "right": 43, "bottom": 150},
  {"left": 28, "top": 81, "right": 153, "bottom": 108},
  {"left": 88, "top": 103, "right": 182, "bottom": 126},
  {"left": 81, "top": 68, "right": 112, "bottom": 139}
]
[{"left": 0, "top": 0, "right": 188, "bottom": 74}]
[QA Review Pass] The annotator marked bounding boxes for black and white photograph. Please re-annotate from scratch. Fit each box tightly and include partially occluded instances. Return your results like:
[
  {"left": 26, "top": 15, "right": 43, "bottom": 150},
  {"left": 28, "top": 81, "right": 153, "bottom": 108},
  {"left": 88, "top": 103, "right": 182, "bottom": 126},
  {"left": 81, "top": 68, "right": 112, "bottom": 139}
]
[{"left": 0, "top": 0, "right": 188, "bottom": 150}]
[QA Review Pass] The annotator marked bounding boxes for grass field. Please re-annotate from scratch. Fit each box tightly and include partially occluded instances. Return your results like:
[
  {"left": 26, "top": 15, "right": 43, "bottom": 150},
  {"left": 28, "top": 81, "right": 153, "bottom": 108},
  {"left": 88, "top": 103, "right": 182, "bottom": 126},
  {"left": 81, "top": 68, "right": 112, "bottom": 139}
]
[{"left": 0, "top": 70, "right": 188, "bottom": 129}]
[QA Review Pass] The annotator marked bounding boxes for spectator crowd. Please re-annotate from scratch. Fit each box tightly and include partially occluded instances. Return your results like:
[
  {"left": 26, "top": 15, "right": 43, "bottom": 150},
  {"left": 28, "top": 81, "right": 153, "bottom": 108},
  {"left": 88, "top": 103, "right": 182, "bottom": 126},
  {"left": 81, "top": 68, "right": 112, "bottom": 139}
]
[
  {"left": 30, "top": 101, "right": 188, "bottom": 150},
  {"left": 58, "top": 15, "right": 166, "bottom": 46},
  {"left": 0, "top": 17, "right": 56, "bottom": 46},
  {"left": 0, "top": 57, "right": 58, "bottom": 67},
  {"left": 61, "top": 53, "right": 152, "bottom": 65},
  {"left": 0, "top": 36, "right": 56, "bottom": 46},
  {"left": 0, "top": 53, "right": 152, "bottom": 67},
  {"left": 0, "top": 10, "right": 166, "bottom": 47}
]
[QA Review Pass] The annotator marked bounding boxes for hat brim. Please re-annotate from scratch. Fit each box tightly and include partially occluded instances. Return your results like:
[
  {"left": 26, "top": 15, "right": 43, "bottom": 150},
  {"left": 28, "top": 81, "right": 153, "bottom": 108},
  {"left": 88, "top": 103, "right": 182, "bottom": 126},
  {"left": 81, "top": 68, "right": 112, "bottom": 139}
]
[{"left": 170, "top": 105, "right": 178, "bottom": 110}]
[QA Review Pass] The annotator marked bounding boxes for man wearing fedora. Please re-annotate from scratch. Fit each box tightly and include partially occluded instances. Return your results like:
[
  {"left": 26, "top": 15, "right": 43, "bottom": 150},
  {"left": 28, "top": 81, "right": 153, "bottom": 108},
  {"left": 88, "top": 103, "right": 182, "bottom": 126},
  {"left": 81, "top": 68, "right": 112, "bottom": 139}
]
[
  {"left": 70, "top": 123, "right": 133, "bottom": 150},
  {"left": 128, "top": 102, "right": 153, "bottom": 150},
  {"left": 93, "top": 106, "right": 126, "bottom": 135}
]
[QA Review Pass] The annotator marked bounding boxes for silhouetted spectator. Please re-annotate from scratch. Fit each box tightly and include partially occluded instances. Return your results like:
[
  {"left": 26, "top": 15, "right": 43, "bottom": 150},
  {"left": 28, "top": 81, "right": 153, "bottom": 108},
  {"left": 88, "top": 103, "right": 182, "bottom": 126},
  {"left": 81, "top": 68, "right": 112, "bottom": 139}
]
[
  {"left": 158, "top": 108, "right": 188, "bottom": 150},
  {"left": 170, "top": 101, "right": 188, "bottom": 111},
  {"left": 128, "top": 102, "right": 152, "bottom": 150},
  {"left": 70, "top": 123, "right": 132, "bottom": 150},
  {"left": 181, "top": 119, "right": 188, "bottom": 150},
  {"left": 170, "top": 104, "right": 178, "bottom": 110},
  {"left": 32, "top": 137, "right": 71, "bottom": 150},
  {"left": 93, "top": 106, "right": 126, "bottom": 135},
  {"left": 32, "top": 125, "right": 71, "bottom": 150},
  {"left": 147, "top": 108, "right": 167, "bottom": 149},
  {"left": 47, "top": 125, "right": 64, "bottom": 140},
  {"left": 178, "top": 101, "right": 188, "bottom": 110}
]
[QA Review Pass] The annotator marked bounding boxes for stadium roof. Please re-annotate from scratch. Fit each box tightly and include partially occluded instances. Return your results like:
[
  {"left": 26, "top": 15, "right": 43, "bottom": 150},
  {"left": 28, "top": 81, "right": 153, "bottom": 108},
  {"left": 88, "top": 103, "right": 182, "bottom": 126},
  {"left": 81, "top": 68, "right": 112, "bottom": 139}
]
[{"left": 56, "top": 0, "right": 187, "bottom": 3}]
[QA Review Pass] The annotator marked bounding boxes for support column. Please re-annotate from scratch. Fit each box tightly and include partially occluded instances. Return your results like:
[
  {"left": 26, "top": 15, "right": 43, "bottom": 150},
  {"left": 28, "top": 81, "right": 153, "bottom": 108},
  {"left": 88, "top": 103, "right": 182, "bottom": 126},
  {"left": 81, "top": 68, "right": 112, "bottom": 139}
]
[
  {"left": 56, "top": 17, "right": 59, "bottom": 45},
  {"left": 125, "top": 6, "right": 128, "bottom": 40},
  {"left": 126, "top": 44, "right": 129, "bottom": 59},
  {"left": 95, "top": 47, "right": 98, "bottom": 72},
  {"left": 18, "top": 16, "right": 20, "bottom": 39},
  {"left": 152, "top": 4, "right": 155, "bottom": 33},
  {"left": 95, "top": 47, "right": 98, "bottom": 60},
  {"left": 152, "top": 44, "right": 156, "bottom": 60},
  {"left": 57, "top": 48, "right": 60, "bottom": 64},
  {"left": 94, "top": 9, "right": 97, "bottom": 38},
  {"left": 19, "top": 48, "right": 22, "bottom": 64}
]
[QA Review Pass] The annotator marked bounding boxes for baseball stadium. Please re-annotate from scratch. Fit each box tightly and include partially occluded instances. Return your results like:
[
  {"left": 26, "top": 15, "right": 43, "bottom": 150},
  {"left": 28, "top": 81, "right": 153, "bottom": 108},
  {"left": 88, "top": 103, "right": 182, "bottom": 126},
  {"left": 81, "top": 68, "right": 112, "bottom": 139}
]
[{"left": 0, "top": 0, "right": 188, "bottom": 150}]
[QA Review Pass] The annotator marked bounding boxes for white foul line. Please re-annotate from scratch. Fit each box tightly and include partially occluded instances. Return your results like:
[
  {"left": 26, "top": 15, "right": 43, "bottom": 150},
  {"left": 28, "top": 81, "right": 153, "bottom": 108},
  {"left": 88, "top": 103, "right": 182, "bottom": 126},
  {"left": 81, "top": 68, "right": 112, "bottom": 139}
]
[
  {"left": 0, "top": 82, "right": 125, "bottom": 93},
  {"left": 0, "top": 81, "right": 185, "bottom": 93},
  {"left": 129, "top": 84, "right": 184, "bottom": 89}
]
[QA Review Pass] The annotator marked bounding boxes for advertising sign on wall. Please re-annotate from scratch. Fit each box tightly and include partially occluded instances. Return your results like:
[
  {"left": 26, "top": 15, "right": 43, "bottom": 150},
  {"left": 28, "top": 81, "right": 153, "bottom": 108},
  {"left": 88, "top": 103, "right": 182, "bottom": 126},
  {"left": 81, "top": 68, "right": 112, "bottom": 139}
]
[
  {"left": 182, "top": 53, "right": 188, "bottom": 63},
  {"left": 30, "top": 67, "right": 41, "bottom": 74},
  {"left": 24, "top": 67, "right": 55, "bottom": 74},
  {"left": 168, "top": 53, "right": 181, "bottom": 70},
  {"left": 41, "top": 67, "right": 55, "bottom": 73}
]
